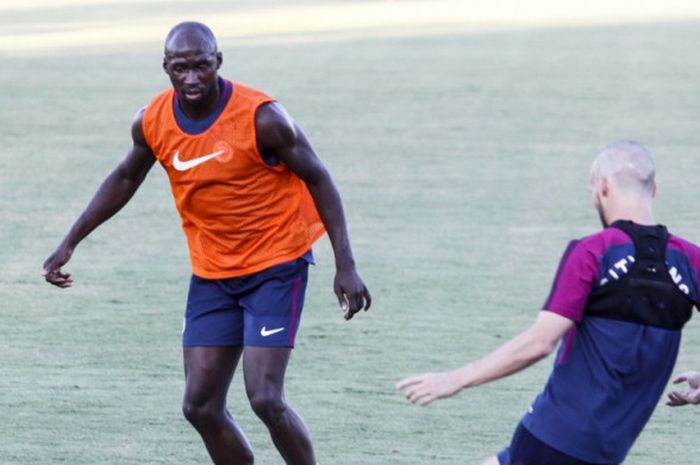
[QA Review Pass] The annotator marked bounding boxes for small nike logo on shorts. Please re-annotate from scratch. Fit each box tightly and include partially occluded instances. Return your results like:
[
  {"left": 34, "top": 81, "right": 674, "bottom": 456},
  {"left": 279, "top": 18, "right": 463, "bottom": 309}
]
[
  {"left": 260, "top": 326, "right": 285, "bottom": 337},
  {"left": 172, "top": 149, "right": 225, "bottom": 171}
]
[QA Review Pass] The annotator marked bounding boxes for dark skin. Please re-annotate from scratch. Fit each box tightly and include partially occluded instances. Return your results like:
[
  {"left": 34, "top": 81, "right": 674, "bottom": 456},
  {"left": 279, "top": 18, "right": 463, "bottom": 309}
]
[{"left": 43, "top": 22, "right": 370, "bottom": 465}]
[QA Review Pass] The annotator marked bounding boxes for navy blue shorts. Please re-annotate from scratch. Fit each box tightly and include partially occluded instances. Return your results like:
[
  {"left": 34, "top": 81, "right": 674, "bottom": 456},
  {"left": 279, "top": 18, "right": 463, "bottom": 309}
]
[
  {"left": 182, "top": 254, "right": 310, "bottom": 348},
  {"left": 498, "top": 423, "right": 600, "bottom": 465}
]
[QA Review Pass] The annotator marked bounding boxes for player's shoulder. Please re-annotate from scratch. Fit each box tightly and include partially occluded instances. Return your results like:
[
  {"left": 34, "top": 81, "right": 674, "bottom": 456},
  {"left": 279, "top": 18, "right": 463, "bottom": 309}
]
[
  {"left": 231, "top": 80, "right": 275, "bottom": 102},
  {"left": 668, "top": 232, "right": 700, "bottom": 253},
  {"left": 231, "top": 80, "right": 259, "bottom": 93},
  {"left": 145, "top": 86, "right": 174, "bottom": 107},
  {"left": 141, "top": 87, "right": 174, "bottom": 123},
  {"left": 574, "top": 226, "right": 700, "bottom": 270},
  {"left": 567, "top": 227, "right": 631, "bottom": 260},
  {"left": 130, "top": 106, "right": 149, "bottom": 144},
  {"left": 668, "top": 232, "right": 700, "bottom": 268}
]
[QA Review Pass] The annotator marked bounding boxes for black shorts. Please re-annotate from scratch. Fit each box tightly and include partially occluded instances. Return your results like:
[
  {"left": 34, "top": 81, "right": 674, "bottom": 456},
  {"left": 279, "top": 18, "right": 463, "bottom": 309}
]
[{"left": 497, "top": 423, "right": 604, "bottom": 465}]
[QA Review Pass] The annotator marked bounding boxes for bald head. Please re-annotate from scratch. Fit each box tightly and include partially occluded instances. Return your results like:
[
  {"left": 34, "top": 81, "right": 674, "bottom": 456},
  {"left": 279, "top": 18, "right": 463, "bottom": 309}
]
[
  {"left": 164, "top": 21, "right": 218, "bottom": 57},
  {"left": 162, "top": 22, "right": 223, "bottom": 112},
  {"left": 590, "top": 140, "right": 656, "bottom": 197}
]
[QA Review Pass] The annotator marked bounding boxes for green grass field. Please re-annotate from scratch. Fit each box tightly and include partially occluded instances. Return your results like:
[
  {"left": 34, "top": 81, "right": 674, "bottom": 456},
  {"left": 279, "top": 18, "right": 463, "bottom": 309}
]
[{"left": 3, "top": 1, "right": 700, "bottom": 464}]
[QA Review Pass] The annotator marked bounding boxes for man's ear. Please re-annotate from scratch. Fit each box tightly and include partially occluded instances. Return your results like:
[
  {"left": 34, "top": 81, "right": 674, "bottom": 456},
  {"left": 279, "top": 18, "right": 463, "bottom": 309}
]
[
  {"left": 599, "top": 176, "right": 610, "bottom": 197},
  {"left": 216, "top": 51, "right": 223, "bottom": 70},
  {"left": 650, "top": 181, "right": 657, "bottom": 198},
  {"left": 162, "top": 58, "right": 168, "bottom": 73}
]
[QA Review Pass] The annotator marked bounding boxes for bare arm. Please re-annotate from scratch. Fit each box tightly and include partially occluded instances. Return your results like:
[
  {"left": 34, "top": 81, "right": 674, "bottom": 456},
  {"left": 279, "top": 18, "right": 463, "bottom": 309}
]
[
  {"left": 255, "top": 102, "right": 371, "bottom": 319},
  {"left": 42, "top": 109, "right": 156, "bottom": 287},
  {"left": 397, "top": 311, "right": 574, "bottom": 405}
]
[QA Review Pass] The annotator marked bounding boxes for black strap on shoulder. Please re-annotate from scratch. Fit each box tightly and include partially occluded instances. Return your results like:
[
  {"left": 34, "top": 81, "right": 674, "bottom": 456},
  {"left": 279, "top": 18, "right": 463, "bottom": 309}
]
[
  {"left": 585, "top": 220, "right": 694, "bottom": 329},
  {"left": 614, "top": 220, "right": 669, "bottom": 279}
]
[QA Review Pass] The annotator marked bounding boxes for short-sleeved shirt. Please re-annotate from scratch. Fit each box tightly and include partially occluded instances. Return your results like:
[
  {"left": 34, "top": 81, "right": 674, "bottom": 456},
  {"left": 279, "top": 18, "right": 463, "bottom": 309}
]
[{"left": 521, "top": 223, "right": 700, "bottom": 464}]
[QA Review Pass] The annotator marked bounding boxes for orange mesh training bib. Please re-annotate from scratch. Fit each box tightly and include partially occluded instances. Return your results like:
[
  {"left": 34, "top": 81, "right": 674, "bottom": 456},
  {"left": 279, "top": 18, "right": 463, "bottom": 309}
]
[{"left": 142, "top": 81, "right": 325, "bottom": 279}]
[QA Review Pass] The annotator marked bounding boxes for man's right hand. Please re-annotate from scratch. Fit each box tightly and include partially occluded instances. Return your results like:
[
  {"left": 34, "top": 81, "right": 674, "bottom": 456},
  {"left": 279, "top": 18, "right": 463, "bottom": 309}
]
[
  {"left": 42, "top": 245, "right": 74, "bottom": 288},
  {"left": 40, "top": 108, "right": 155, "bottom": 290},
  {"left": 666, "top": 372, "right": 700, "bottom": 406}
]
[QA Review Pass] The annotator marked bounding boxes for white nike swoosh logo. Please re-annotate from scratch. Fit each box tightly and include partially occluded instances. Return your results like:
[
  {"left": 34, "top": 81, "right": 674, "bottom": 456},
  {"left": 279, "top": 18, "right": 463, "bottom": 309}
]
[
  {"left": 260, "top": 326, "right": 285, "bottom": 337},
  {"left": 172, "top": 150, "right": 225, "bottom": 171}
]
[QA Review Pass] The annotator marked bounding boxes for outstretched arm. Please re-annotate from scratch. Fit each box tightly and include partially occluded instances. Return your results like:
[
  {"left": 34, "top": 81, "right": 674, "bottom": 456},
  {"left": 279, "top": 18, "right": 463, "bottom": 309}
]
[
  {"left": 397, "top": 311, "right": 574, "bottom": 405},
  {"left": 42, "top": 109, "right": 156, "bottom": 287},
  {"left": 255, "top": 102, "right": 371, "bottom": 320}
]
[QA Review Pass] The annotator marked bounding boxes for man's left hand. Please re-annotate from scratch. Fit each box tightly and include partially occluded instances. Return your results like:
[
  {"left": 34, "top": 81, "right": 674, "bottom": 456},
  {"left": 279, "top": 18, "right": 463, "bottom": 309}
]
[
  {"left": 396, "top": 371, "right": 463, "bottom": 406},
  {"left": 334, "top": 267, "right": 371, "bottom": 320},
  {"left": 667, "top": 372, "right": 700, "bottom": 407}
]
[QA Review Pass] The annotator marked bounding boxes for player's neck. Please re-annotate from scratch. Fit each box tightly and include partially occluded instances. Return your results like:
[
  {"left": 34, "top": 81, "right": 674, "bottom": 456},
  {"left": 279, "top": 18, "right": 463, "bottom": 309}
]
[
  {"left": 604, "top": 200, "right": 655, "bottom": 226},
  {"left": 178, "top": 78, "right": 222, "bottom": 121}
]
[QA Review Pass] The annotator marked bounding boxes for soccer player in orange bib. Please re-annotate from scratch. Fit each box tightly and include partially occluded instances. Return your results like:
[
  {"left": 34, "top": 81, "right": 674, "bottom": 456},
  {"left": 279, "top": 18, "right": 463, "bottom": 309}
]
[{"left": 42, "top": 22, "right": 371, "bottom": 465}]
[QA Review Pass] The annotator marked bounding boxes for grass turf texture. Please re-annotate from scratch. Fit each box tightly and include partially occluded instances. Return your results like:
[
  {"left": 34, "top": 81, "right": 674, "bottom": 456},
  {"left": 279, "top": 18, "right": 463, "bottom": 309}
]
[{"left": 2, "top": 2, "right": 700, "bottom": 464}]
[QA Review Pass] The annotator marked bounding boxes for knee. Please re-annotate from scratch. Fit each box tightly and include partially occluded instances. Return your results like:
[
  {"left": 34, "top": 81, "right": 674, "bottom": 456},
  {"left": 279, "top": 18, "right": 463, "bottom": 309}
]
[
  {"left": 249, "top": 392, "right": 287, "bottom": 425},
  {"left": 480, "top": 456, "right": 500, "bottom": 465},
  {"left": 182, "top": 399, "right": 224, "bottom": 431}
]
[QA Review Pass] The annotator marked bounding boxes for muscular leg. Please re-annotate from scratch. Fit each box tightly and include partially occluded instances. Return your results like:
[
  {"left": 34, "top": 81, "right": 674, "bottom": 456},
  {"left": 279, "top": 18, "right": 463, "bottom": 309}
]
[
  {"left": 243, "top": 347, "right": 316, "bottom": 465},
  {"left": 182, "top": 346, "right": 254, "bottom": 465}
]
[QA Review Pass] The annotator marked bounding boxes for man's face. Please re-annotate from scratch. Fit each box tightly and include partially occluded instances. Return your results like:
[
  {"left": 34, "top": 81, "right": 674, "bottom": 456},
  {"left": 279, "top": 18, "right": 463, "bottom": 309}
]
[{"left": 163, "top": 48, "right": 221, "bottom": 107}]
